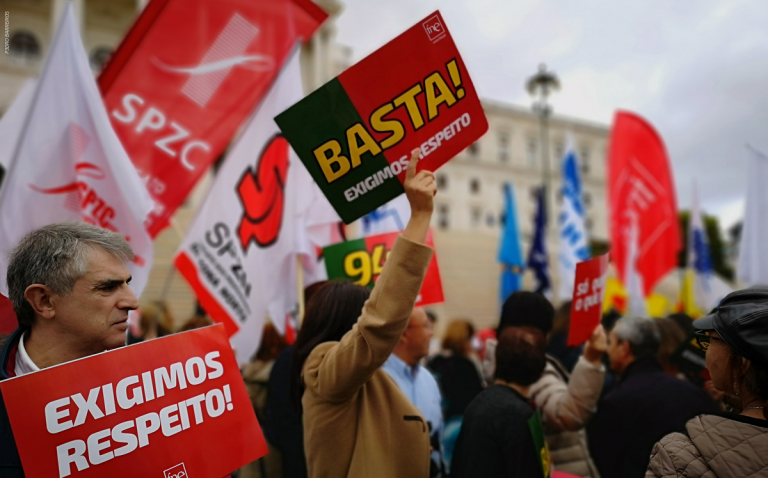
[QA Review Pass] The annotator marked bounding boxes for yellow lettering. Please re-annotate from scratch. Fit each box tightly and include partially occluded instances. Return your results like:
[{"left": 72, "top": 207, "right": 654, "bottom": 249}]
[
  {"left": 344, "top": 250, "right": 371, "bottom": 285},
  {"left": 313, "top": 140, "right": 350, "bottom": 183},
  {"left": 393, "top": 84, "right": 425, "bottom": 130},
  {"left": 424, "top": 72, "right": 457, "bottom": 121},
  {"left": 346, "top": 123, "right": 382, "bottom": 168},
  {"left": 370, "top": 103, "right": 405, "bottom": 150}
]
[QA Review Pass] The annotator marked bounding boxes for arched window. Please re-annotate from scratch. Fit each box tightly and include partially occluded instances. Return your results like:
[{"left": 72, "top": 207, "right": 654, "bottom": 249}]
[
  {"left": 9, "top": 31, "right": 40, "bottom": 59},
  {"left": 90, "top": 46, "right": 114, "bottom": 71}
]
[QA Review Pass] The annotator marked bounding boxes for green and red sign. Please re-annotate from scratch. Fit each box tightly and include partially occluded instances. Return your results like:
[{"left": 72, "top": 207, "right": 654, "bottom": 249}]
[
  {"left": 275, "top": 11, "right": 488, "bottom": 223},
  {"left": 323, "top": 230, "right": 444, "bottom": 306}
]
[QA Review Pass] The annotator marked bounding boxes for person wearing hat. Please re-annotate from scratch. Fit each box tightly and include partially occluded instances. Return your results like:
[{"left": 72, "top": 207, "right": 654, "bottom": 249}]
[{"left": 646, "top": 290, "right": 768, "bottom": 478}]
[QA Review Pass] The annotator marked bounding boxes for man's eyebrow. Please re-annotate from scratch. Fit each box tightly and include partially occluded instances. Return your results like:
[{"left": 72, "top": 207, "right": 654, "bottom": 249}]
[{"left": 93, "top": 276, "right": 132, "bottom": 290}]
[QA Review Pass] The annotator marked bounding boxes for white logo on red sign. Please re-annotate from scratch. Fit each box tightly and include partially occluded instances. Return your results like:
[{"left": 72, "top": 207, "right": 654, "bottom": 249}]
[
  {"left": 152, "top": 13, "right": 274, "bottom": 108},
  {"left": 163, "top": 462, "right": 188, "bottom": 478},
  {"left": 422, "top": 15, "right": 446, "bottom": 43}
]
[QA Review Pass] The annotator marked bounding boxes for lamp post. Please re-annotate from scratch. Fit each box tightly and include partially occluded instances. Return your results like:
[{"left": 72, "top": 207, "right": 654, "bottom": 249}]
[{"left": 526, "top": 64, "right": 560, "bottom": 228}]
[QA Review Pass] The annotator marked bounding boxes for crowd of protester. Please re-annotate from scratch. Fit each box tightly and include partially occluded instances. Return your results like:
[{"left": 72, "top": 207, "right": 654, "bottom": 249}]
[{"left": 0, "top": 152, "right": 766, "bottom": 478}]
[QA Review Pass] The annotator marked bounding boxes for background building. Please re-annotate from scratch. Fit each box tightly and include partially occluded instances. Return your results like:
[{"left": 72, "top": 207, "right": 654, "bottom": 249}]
[{"left": 0, "top": 0, "right": 608, "bottom": 332}]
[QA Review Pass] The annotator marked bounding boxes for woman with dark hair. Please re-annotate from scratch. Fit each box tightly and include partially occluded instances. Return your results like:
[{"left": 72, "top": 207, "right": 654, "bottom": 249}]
[
  {"left": 291, "top": 149, "right": 437, "bottom": 478},
  {"left": 647, "top": 289, "right": 768, "bottom": 477}
]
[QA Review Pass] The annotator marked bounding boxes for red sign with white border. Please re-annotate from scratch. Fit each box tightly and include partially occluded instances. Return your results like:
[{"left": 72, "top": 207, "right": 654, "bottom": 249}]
[
  {"left": 568, "top": 254, "right": 609, "bottom": 347},
  {"left": 0, "top": 324, "right": 266, "bottom": 478}
]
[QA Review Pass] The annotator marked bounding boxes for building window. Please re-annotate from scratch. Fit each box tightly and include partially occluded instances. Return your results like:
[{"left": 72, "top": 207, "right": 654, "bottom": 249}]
[
  {"left": 580, "top": 148, "right": 591, "bottom": 175},
  {"left": 585, "top": 217, "right": 593, "bottom": 233},
  {"left": 438, "top": 204, "right": 450, "bottom": 230},
  {"left": 486, "top": 213, "right": 496, "bottom": 227},
  {"left": 527, "top": 138, "right": 538, "bottom": 167},
  {"left": 583, "top": 191, "right": 592, "bottom": 208},
  {"left": 9, "top": 31, "right": 41, "bottom": 60},
  {"left": 554, "top": 141, "right": 564, "bottom": 160},
  {"left": 470, "top": 178, "right": 480, "bottom": 194},
  {"left": 467, "top": 142, "right": 479, "bottom": 158},
  {"left": 471, "top": 206, "right": 482, "bottom": 227},
  {"left": 436, "top": 173, "right": 448, "bottom": 191},
  {"left": 90, "top": 46, "right": 114, "bottom": 72},
  {"left": 498, "top": 132, "right": 510, "bottom": 162}
]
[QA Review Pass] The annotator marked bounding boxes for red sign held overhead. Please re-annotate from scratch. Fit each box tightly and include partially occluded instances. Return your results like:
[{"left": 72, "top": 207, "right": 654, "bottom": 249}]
[
  {"left": 608, "top": 111, "right": 680, "bottom": 295},
  {"left": 98, "top": 0, "right": 327, "bottom": 237},
  {"left": 0, "top": 325, "right": 266, "bottom": 478},
  {"left": 568, "top": 254, "right": 608, "bottom": 347}
]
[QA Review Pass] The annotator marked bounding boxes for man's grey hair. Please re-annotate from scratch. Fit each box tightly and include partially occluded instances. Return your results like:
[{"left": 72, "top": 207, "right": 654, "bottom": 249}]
[
  {"left": 613, "top": 316, "right": 661, "bottom": 360},
  {"left": 7, "top": 222, "right": 134, "bottom": 328}
]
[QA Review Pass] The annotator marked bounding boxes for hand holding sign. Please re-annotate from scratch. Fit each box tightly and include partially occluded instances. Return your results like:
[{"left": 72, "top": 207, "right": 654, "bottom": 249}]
[
  {"left": 568, "top": 254, "right": 609, "bottom": 348},
  {"left": 403, "top": 149, "right": 436, "bottom": 244}
]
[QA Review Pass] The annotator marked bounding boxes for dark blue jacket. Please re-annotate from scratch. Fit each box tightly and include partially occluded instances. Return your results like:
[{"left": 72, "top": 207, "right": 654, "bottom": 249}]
[
  {"left": 587, "top": 357, "right": 719, "bottom": 478},
  {"left": 1, "top": 327, "right": 26, "bottom": 477}
]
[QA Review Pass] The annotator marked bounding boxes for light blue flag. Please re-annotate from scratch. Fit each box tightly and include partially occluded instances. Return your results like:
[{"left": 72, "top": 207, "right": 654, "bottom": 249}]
[
  {"left": 557, "top": 143, "right": 590, "bottom": 300},
  {"left": 498, "top": 182, "right": 524, "bottom": 302}
]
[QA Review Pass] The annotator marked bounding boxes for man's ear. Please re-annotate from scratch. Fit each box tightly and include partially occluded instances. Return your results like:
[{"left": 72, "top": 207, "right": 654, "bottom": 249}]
[
  {"left": 620, "top": 340, "right": 633, "bottom": 361},
  {"left": 23, "top": 284, "right": 56, "bottom": 321}
]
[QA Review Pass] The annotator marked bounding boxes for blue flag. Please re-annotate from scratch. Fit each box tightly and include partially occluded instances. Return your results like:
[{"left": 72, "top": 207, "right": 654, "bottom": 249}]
[
  {"left": 557, "top": 144, "right": 590, "bottom": 299},
  {"left": 498, "top": 183, "right": 524, "bottom": 302},
  {"left": 528, "top": 187, "right": 551, "bottom": 295}
]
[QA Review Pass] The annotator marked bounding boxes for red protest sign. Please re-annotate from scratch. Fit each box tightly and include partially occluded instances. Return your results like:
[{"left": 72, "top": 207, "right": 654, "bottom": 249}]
[
  {"left": 99, "top": 0, "right": 327, "bottom": 237},
  {"left": 0, "top": 324, "right": 266, "bottom": 478},
  {"left": 323, "top": 230, "right": 444, "bottom": 306},
  {"left": 568, "top": 254, "right": 609, "bottom": 347},
  {"left": 276, "top": 10, "right": 488, "bottom": 223}
]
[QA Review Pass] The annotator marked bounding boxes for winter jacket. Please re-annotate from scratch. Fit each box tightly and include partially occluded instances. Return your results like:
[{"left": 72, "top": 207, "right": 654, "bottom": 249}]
[
  {"left": 302, "top": 235, "right": 433, "bottom": 478},
  {"left": 588, "top": 358, "right": 719, "bottom": 478},
  {"left": 0, "top": 327, "right": 26, "bottom": 477},
  {"left": 484, "top": 340, "right": 604, "bottom": 478},
  {"left": 646, "top": 414, "right": 768, "bottom": 478}
]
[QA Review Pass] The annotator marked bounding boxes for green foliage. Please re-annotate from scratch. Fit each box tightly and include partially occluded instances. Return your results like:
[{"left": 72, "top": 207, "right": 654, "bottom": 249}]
[{"left": 677, "top": 211, "right": 734, "bottom": 281}]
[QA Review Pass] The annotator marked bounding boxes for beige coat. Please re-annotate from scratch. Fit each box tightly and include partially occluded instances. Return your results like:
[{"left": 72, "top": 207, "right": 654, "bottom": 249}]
[
  {"left": 646, "top": 414, "right": 768, "bottom": 478},
  {"left": 302, "top": 236, "right": 433, "bottom": 478}
]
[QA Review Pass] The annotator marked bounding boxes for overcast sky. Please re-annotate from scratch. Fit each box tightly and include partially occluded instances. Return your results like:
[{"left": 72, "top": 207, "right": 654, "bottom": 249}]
[{"left": 335, "top": 0, "right": 768, "bottom": 231}]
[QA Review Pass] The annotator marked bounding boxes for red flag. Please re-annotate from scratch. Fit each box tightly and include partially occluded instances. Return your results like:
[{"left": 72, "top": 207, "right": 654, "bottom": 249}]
[
  {"left": 98, "top": 0, "right": 327, "bottom": 237},
  {"left": 608, "top": 111, "right": 680, "bottom": 296}
]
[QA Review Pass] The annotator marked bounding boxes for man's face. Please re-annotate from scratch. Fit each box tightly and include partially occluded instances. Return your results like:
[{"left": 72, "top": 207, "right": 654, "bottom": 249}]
[
  {"left": 51, "top": 247, "right": 139, "bottom": 353},
  {"left": 606, "top": 330, "right": 631, "bottom": 374},
  {"left": 404, "top": 308, "right": 433, "bottom": 362}
]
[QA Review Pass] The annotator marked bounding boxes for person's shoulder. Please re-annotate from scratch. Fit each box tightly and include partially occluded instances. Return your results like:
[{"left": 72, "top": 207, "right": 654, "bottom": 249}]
[{"left": 647, "top": 431, "right": 704, "bottom": 477}]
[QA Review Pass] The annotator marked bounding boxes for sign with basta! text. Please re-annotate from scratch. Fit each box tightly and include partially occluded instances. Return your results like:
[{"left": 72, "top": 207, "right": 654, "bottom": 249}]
[
  {"left": 0, "top": 324, "right": 266, "bottom": 478},
  {"left": 323, "top": 229, "right": 444, "bottom": 306},
  {"left": 568, "top": 254, "right": 609, "bottom": 347},
  {"left": 275, "top": 10, "right": 488, "bottom": 223}
]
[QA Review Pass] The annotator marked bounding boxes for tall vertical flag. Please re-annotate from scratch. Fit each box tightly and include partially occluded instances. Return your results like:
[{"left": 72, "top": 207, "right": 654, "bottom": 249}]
[
  {"left": 683, "top": 181, "right": 714, "bottom": 316},
  {"left": 738, "top": 146, "right": 768, "bottom": 287},
  {"left": 528, "top": 187, "right": 551, "bottom": 296},
  {"left": 557, "top": 139, "right": 591, "bottom": 300},
  {"left": 174, "top": 50, "right": 339, "bottom": 365},
  {"left": 98, "top": 0, "right": 327, "bottom": 237},
  {"left": 498, "top": 183, "right": 525, "bottom": 302},
  {"left": 608, "top": 111, "right": 680, "bottom": 309},
  {"left": 0, "top": 4, "right": 153, "bottom": 298}
]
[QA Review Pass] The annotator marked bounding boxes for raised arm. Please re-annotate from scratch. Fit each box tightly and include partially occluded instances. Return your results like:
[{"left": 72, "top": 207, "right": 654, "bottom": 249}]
[{"left": 303, "top": 149, "right": 436, "bottom": 403}]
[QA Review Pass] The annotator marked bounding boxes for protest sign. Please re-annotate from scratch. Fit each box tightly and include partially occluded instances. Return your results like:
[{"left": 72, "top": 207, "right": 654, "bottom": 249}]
[
  {"left": 568, "top": 254, "right": 609, "bottom": 347},
  {"left": 275, "top": 10, "right": 488, "bottom": 223},
  {"left": 323, "top": 229, "right": 444, "bottom": 306},
  {"left": 0, "top": 325, "right": 266, "bottom": 478}
]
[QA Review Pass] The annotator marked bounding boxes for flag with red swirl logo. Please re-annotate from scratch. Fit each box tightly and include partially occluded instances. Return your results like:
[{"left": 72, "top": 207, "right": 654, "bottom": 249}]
[
  {"left": 0, "top": 4, "right": 153, "bottom": 300},
  {"left": 174, "top": 50, "right": 340, "bottom": 365},
  {"left": 98, "top": 0, "right": 327, "bottom": 237}
]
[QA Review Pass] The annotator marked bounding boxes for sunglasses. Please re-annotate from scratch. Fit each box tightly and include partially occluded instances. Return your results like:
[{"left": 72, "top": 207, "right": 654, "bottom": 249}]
[{"left": 694, "top": 330, "right": 723, "bottom": 351}]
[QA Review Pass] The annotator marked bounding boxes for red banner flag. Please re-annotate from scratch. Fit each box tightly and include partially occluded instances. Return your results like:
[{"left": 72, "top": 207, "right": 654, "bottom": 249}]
[
  {"left": 0, "top": 324, "right": 266, "bottom": 478},
  {"left": 98, "top": 0, "right": 327, "bottom": 237},
  {"left": 608, "top": 111, "right": 680, "bottom": 296}
]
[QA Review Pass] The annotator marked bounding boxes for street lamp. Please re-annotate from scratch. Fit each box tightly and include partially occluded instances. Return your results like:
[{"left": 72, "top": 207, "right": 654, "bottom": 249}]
[{"left": 526, "top": 64, "right": 560, "bottom": 227}]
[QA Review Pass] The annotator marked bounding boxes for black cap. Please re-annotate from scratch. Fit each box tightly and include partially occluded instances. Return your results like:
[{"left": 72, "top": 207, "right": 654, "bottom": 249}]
[{"left": 693, "top": 289, "right": 768, "bottom": 369}]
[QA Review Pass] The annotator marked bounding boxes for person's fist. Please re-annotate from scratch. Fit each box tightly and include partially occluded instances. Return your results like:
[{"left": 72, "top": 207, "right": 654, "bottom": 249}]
[
  {"left": 404, "top": 148, "right": 436, "bottom": 215},
  {"left": 583, "top": 325, "right": 607, "bottom": 365}
]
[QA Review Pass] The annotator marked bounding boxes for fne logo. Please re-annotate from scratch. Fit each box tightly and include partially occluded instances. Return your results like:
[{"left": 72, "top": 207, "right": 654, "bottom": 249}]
[
  {"left": 164, "top": 463, "right": 188, "bottom": 478},
  {"left": 422, "top": 15, "right": 445, "bottom": 42}
]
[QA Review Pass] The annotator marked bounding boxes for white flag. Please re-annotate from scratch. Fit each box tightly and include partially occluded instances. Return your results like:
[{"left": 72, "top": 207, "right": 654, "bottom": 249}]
[
  {"left": 688, "top": 181, "right": 715, "bottom": 311},
  {"left": 625, "top": 219, "right": 647, "bottom": 317},
  {"left": 557, "top": 138, "right": 590, "bottom": 300},
  {"left": 738, "top": 146, "right": 768, "bottom": 287},
  {"left": 175, "top": 49, "right": 339, "bottom": 365},
  {"left": 0, "top": 79, "right": 37, "bottom": 178},
  {"left": 0, "top": 4, "right": 153, "bottom": 297},
  {"left": 360, "top": 194, "right": 411, "bottom": 236}
]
